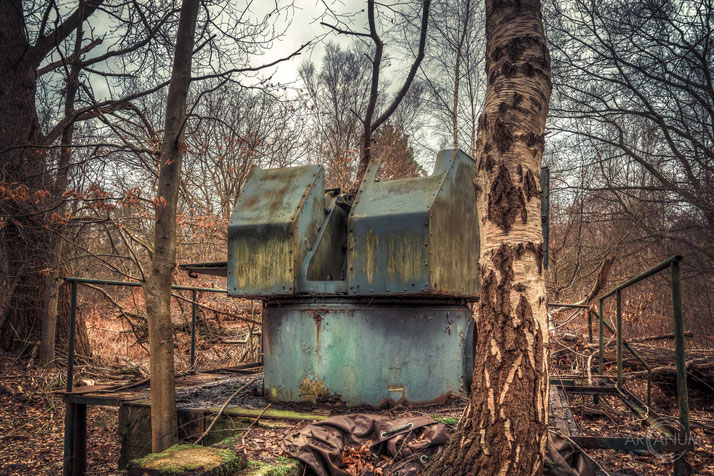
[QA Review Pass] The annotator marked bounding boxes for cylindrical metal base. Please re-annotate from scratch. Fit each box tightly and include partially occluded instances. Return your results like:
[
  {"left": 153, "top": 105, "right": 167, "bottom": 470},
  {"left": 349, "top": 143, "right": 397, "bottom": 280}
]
[{"left": 263, "top": 297, "right": 474, "bottom": 407}]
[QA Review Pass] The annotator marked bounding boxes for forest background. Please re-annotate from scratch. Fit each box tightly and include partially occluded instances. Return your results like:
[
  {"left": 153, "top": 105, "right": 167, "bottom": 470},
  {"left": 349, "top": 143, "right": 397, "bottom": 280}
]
[{"left": 1, "top": 0, "right": 712, "bottom": 388}]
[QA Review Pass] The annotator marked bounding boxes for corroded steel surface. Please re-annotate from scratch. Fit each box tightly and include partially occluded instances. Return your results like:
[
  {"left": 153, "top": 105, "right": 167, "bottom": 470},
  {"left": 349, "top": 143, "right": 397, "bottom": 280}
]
[
  {"left": 262, "top": 297, "right": 475, "bottom": 407},
  {"left": 224, "top": 150, "right": 481, "bottom": 406},
  {"left": 347, "top": 150, "right": 479, "bottom": 298},
  {"left": 226, "top": 150, "right": 480, "bottom": 299},
  {"left": 227, "top": 165, "right": 324, "bottom": 296}
]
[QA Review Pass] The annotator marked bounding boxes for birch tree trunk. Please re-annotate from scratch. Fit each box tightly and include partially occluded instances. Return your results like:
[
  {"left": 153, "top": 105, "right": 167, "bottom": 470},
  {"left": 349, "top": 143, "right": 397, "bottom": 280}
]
[
  {"left": 143, "top": 0, "right": 199, "bottom": 453},
  {"left": 425, "top": 0, "right": 551, "bottom": 474}
]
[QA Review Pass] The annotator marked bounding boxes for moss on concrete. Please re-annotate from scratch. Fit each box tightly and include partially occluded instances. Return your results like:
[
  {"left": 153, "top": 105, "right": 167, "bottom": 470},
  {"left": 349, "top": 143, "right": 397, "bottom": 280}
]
[
  {"left": 219, "top": 407, "right": 329, "bottom": 421},
  {"left": 130, "top": 444, "right": 243, "bottom": 475},
  {"left": 240, "top": 457, "right": 303, "bottom": 476}
]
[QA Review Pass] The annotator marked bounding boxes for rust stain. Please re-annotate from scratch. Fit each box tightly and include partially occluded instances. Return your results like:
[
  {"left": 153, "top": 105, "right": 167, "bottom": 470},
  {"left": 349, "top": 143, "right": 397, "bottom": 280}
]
[
  {"left": 232, "top": 233, "right": 292, "bottom": 291},
  {"left": 365, "top": 229, "right": 379, "bottom": 285},
  {"left": 299, "top": 376, "right": 330, "bottom": 402},
  {"left": 387, "top": 233, "right": 424, "bottom": 284},
  {"left": 310, "top": 311, "right": 323, "bottom": 358},
  {"left": 377, "top": 391, "right": 452, "bottom": 409},
  {"left": 242, "top": 195, "right": 260, "bottom": 209}
]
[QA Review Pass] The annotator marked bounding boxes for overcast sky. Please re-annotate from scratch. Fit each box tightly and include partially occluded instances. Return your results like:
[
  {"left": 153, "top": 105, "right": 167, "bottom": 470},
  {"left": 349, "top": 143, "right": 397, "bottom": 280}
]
[{"left": 252, "top": 0, "right": 369, "bottom": 85}]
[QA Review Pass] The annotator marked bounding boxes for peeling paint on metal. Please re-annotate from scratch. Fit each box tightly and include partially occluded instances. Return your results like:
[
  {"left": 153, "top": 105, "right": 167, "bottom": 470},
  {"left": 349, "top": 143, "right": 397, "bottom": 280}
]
[{"left": 263, "top": 298, "right": 474, "bottom": 407}]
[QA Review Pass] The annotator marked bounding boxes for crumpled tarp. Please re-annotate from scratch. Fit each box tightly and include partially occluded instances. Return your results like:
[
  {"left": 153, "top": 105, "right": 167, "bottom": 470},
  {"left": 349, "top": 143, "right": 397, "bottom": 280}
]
[{"left": 282, "top": 414, "right": 594, "bottom": 476}]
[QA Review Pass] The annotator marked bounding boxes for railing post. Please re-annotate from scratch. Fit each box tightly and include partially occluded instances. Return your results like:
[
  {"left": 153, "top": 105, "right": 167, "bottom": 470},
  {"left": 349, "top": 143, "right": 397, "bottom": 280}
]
[
  {"left": 646, "top": 370, "right": 652, "bottom": 407},
  {"left": 616, "top": 289, "right": 623, "bottom": 387},
  {"left": 66, "top": 281, "right": 78, "bottom": 392},
  {"left": 598, "top": 299, "right": 604, "bottom": 375},
  {"left": 63, "top": 280, "right": 78, "bottom": 476},
  {"left": 587, "top": 309, "right": 593, "bottom": 344},
  {"left": 671, "top": 260, "right": 690, "bottom": 475},
  {"left": 190, "top": 289, "right": 197, "bottom": 370},
  {"left": 541, "top": 165, "right": 550, "bottom": 270},
  {"left": 596, "top": 301, "right": 604, "bottom": 406}
]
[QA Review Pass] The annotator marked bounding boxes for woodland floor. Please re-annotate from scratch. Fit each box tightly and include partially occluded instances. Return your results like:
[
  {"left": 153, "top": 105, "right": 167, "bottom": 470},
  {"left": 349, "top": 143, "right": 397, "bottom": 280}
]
[{"left": 1, "top": 355, "right": 713, "bottom": 475}]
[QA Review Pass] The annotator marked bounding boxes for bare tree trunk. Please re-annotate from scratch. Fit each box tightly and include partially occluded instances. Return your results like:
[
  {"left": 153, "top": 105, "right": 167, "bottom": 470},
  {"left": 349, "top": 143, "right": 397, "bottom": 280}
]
[
  {"left": 0, "top": 0, "right": 48, "bottom": 353},
  {"left": 39, "top": 1, "right": 85, "bottom": 367},
  {"left": 452, "top": 0, "right": 470, "bottom": 150},
  {"left": 353, "top": 0, "right": 431, "bottom": 189},
  {"left": 143, "top": 0, "right": 199, "bottom": 453},
  {"left": 425, "top": 0, "right": 551, "bottom": 474},
  {"left": 0, "top": 0, "right": 101, "bottom": 354}
]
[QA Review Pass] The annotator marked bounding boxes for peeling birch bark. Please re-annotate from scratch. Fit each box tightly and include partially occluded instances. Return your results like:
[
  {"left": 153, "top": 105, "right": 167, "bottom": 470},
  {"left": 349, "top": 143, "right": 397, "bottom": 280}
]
[{"left": 424, "top": 0, "right": 551, "bottom": 473}]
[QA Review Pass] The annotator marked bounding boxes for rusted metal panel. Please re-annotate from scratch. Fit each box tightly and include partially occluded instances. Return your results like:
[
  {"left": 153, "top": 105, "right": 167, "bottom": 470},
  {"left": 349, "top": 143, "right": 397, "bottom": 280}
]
[
  {"left": 429, "top": 150, "right": 480, "bottom": 296},
  {"left": 262, "top": 297, "right": 475, "bottom": 407},
  {"left": 227, "top": 166, "right": 325, "bottom": 296},
  {"left": 347, "top": 150, "right": 479, "bottom": 298},
  {"left": 221, "top": 152, "right": 482, "bottom": 408},
  {"left": 305, "top": 196, "right": 348, "bottom": 282}
]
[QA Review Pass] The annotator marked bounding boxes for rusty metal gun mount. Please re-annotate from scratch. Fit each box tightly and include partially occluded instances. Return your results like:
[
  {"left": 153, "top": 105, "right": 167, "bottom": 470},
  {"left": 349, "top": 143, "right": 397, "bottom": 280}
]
[{"left": 186, "top": 150, "right": 480, "bottom": 406}]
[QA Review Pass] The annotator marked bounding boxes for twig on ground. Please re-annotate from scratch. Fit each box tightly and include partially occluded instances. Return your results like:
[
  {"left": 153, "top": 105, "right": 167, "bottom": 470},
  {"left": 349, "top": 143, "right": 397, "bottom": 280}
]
[
  {"left": 195, "top": 377, "right": 257, "bottom": 445},
  {"left": 242, "top": 403, "right": 271, "bottom": 445}
]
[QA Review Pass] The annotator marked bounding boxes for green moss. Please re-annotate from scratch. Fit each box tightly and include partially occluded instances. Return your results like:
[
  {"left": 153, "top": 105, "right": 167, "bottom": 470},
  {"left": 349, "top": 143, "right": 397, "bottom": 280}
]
[
  {"left": 216, "top": 434, "right": 243, "bottom": 446},
  {"left": 219, "top": 407, "right": 329, "bottom": 421},
  {"left": 240, "top": 457, "right": 303, "bottom": 476},
  {"left": 131, "top": 444, "right": 243, "bottom": 475},
  {"left": 432, "top": 416, "right": 459, "bottom": 425}
]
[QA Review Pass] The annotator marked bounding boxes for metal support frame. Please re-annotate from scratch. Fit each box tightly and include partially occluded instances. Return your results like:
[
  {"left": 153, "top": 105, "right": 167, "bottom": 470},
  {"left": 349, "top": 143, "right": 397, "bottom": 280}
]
[
  {"left": 61, "top": 277, "right": 228, "bottom": 476},
  {"left": 552, "top": 382, "right": 694, "bottom": 455},
  {"left": 190, "top": 289, "right": 197, "bottom": 369},
  {"left": 595, "top": 255, "right": 691, "bottom": 475},
  {"left": 541, "top": 165, "right": 550, "bottom": 270}
]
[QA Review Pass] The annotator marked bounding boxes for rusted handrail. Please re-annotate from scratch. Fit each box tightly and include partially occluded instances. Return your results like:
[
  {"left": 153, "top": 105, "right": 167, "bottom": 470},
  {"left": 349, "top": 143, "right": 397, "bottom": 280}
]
[
  {"left": 597, "top": 255, "right": 690, "bottom": 476},
  {"left": 63, "top": 276, "right": 229, "bottom": 391},
  {"left": 61, "top": 276, "right": 231, "bottom": 476},
  {"left": 592, "top": 309, "right": 653, "bottom": 406}
]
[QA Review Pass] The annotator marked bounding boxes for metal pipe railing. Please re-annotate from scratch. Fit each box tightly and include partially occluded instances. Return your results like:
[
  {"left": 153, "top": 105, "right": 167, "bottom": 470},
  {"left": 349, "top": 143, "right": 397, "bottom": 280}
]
[
  {"left": 547, "top": 303, "right": 590, "bottom": 309},
  {"left": 600, "top": 255, "right": 682, "bottom": 300},
  {"left": 64, "top": 276, "right": 227, "bottom": 293},
  {"left": 596, "top": 255, "right": 690, "bottom": 475},
  {"left": 63, "top": 277, "right": 228, "bottom": 392},
  {"left": 616, "top": 289, "right": 622, "bottom": 386},
  {"left": 190, "top": 288, "right": 197, "bottom": 369},
  {"left": 591, "top": 308, "right": 653, "bottom": 405},
  {"left": 61, "top": 277, "right": 231, "bottom": 476}
]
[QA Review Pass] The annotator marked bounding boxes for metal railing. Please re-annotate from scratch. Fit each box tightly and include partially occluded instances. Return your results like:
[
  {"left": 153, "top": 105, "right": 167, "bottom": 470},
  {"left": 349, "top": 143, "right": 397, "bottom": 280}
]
[
  {"left": 549, "top": 256, "right": 692, "bottom": 475},
  {"left": 598, "top": 256, "right": 690, "bottom": 475},
  {"left": 61, "top": 276, "right": 258, "bottom": 476},
  {"left": 63, "top": 277, "right": 229, "bottom": 393}
]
